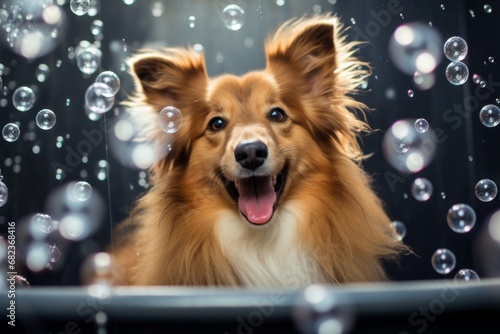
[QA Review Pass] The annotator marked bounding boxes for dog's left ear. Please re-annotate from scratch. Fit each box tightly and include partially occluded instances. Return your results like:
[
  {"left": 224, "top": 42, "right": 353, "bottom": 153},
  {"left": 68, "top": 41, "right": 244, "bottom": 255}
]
[
  {"left": 265, "top": 16, "right": 369, "bottom": 159},
  {"left": 265, "top": 17, "right": 336, "bottom": 101}
]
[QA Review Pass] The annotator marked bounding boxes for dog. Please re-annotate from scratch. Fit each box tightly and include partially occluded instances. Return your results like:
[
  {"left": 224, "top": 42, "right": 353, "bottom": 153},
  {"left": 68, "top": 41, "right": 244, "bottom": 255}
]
[{"left": 112, "top": 14, "right": 405, "bottom": 287}]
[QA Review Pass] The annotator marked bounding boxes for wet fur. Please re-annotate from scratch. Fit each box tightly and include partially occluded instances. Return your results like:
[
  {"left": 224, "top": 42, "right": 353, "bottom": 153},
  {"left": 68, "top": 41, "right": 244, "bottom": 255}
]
[{"left": 113, "top": 14, "right": 404, "bottom": 287}]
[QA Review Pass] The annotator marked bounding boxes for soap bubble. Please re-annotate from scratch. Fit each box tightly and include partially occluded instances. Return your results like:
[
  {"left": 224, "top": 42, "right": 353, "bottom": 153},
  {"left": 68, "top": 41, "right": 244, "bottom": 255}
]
[
  {"left": 0, "top": 2, "right": 65, "bottom": 59},
  {"left": 447, "top": 203, "right": 476, "bottom": 233},
  {"left": 151, "top": 1, "right": 164, "bottom": 17},
  {"left": 479, "top": 104, "right": 500, "bottom": 128},
  {"left": 158, "top": 106, "right": 183, "bottom": 133},
  {"left": 30, "top": 213, "right": 54, "bottom": 239},
  {"left": 445, "top": 61, "right": 469, "bottom": 85},
  {"left": 36, "top": 109, "right": 56, "bottom": 130},
  {"left": 443, "top": 36, "right": 468, "bottom": 62},
  {"left": 383, "top": 119, "right": 437, "bottom": 174},
  {"left": 95, "top": 160, "right": 108, "bottom": 181},
  {"left": 411, "top": 177, "right": 433, "bottom": 201},
  {"left": 76, "top": 45, "right": 101, "bottom": 75},
  {"left": 484, "top": 4, "right": 492, "bottom": 14},
  {"left": 454, "top": 269, "right": 480, "bottom": 282},
  {"left": 70, "top": 0, "right": 90, "bottom": 16},
  {"left": 85, "top": 82, "right": 115, "bottom": 114},
  {"left": 36, "top": 64, "right": 50, "bottom": 83},
  {"left": 13, "top": 86, "right": 35, "bottom": 111},
  {"left": 0, "top": 181, "right": 7, "bottom": 207},
  {"left": 414, "top": 118, "right": 429, "bottom": 133},
  {"left": 73, "top": 181, "right": 92, "bottom": 201},
  {"left": 294, "top": 285, "right": 354, "bottom": 334},
  {"left": 472, "top": 74, "right": 482, "bottom": 84},
  {"left": 413, "top": 71, "right": 436, "bottom": 90},
  {"left": 431, "top": 248, "right": 456, "bottom": 274},
  {"left": 475, "top": 179, "right": 497, "bottom": 202},
  {"left": 81, "top": 252, "right": 118, "bottom": 285},
  {"left": 389, "top": 22, "right": 443, "bottom": 75},
  {"left": 390, "top": 220, "right": 407, "bottom": 241},
  {"left": 407, "top": 89, "right": 414, "bottom": 97},
  {"left": 90, "top": 20, "right": 103, "bottom": 36},
  {"left": 96, "top": 71, "right": 120, "bottom": 97},
  {"left": 47, "top": 244, "right": 62, "bottom": 263},
  {"left": 2, "top": 123, "right": 20, "bottom": 142},
  {"left": 222, "top": 4, "right": 245, "bottom": 31},
  {"left": 26, "top": 242, "right": 50, "bottom": 272},
  {"left": 46, "top": 182, "right": 105, "bottom": 241}
]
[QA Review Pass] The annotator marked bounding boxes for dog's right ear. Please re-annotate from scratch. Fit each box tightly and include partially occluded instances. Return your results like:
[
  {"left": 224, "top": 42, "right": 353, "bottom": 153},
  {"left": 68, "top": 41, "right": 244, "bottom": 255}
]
[
  {"left": 125, "top": 49, "right": 209, "bottom": 168},
  {"left": 127, "top": 49, "right": 208, "bottom": 110}
]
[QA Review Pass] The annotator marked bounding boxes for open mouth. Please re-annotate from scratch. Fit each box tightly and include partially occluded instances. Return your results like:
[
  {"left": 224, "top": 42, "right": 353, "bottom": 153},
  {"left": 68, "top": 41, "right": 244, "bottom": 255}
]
[{"left": 224, "top": 165, "right": 287, "bottom": 225}]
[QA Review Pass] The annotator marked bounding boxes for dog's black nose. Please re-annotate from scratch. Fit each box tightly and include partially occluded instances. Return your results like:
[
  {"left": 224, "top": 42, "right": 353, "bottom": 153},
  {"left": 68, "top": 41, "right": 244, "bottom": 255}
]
[{"left": 234, "top": 141, "right": 268, "bottom": 170}]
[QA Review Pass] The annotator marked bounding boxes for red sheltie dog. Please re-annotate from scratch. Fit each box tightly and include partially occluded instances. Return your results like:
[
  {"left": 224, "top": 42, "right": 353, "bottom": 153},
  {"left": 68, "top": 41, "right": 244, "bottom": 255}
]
[{"left": 113, "top": 14, "right": 404, "bottom": 287}]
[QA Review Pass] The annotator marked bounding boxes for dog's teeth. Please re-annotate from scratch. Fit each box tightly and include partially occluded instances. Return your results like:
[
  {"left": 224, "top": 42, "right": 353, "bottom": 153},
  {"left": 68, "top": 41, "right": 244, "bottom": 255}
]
[{"left": 272, "top": 176, "right": 277, "bottom": 187}]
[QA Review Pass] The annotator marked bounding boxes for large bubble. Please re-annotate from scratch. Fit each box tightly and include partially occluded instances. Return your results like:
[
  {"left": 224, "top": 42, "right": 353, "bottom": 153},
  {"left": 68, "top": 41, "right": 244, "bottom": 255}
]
[
  {"left": 389, "top": 22, "right": 443, "bottom": 75},
  {"left": 158, "top": 106, "right": 183, "bottom": 133},
  {"left": 0, "top": 1, "right": 66, "bottom": 59},
  {"left": 45, "top": 182, "right": 105, "bottom": 241},
  {"left": 445, "top": 61, "right": 469, "bottom": 85},
  {"left": 76, "top": 44, "right": 102, "bottom": 75},
  {"left": 479, "top": 104, "right": 500, "bottom": 128},
  {"left": 2, "top": 123, "right": 20, "bottom": 142},
  {"left": 431, "top": 248, "right": 456, "bottom": 275},
  {"left": 443, "top": 36, "right": 468, "bottom": 62},
  {"left": 13, "top": 86, "right": 36, "bottom": 111},
  {"left": 85, "top": 82, "right": 115, "bottom": 114},
  {"left": 96, "top": 71, "right": 120, "bottom": 97},
  {"left": 221, "top": 5, "right": 245, "bottom": 31},
  {"left": 383, "top": 119, "right": 438, "bottom": 174},
  {"left": 36, "top": 109, "right": 56, "bottom": 130},
  {"left": 447, "top": 203, "right": 476, "bottom": 233}
]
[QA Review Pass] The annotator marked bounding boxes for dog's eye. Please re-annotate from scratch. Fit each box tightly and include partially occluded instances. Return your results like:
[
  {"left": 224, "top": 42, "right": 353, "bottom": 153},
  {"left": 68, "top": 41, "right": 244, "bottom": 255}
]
[
  {"left": 268, "top": 108, "right": 287, "bottom": 123},
  {"left": 208, "top": 117, "right": 227, "bottom": 132}
]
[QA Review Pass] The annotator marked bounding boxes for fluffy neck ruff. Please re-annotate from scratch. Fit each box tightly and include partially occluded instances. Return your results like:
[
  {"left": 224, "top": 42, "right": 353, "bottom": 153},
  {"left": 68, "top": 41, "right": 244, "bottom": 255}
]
[{"left": 216, "top": 205, "right": 325, "bottom": 288}]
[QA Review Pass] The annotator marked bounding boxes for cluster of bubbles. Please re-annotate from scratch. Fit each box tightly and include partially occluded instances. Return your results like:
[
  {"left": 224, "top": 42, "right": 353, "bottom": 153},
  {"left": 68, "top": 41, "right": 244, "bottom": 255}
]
[
  {"left": 44, "top": 181, "right": 105, "bottom": 242},
  {"left": 443, "top": 36, "right": 469, "bottom": 85},
  {"left": 0, "top": 0, "right": 66, "bottom": 59},
  {"left": 389, "top": 22, "right": 442, "bottom": 91},
  {"left": 24, "top": 212, "right": 62, "bottom": 272},
  {"left": 85, "top": 71, "right": 120, "bottom": 115},
  {"left": 2, "top": 84, "right": 58, "bottom": 142},
  {"left": 382, "top": 119, "right": 437, "bottom": 174},
  {"left": 109, "top": 114, "right": 156, "bottom": 170},
  {"left": 158, "top": 106, "right": 183, "bottom": 133}
]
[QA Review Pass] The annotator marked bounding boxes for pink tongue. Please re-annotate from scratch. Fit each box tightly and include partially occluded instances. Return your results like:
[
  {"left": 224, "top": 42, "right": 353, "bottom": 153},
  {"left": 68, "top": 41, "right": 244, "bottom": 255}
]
[{"left": 237, "top": 177, "right": 276, "bottom": 224}]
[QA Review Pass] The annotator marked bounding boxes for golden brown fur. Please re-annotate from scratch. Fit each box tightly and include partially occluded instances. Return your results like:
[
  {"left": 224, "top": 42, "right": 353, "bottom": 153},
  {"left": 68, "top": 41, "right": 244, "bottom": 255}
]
[{"left": 114, "top": 14, "right": 405, "bottom": 287}]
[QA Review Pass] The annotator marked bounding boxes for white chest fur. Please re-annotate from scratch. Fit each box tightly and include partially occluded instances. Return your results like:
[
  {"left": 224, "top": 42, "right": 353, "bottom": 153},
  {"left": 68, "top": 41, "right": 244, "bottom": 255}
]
[{"left": 216, "top": 206, "right": 325, "bottom": 288}]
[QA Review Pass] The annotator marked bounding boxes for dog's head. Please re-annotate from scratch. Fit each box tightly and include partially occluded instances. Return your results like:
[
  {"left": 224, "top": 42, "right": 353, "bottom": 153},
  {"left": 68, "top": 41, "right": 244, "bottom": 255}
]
[{"left": 126, "top": 15, "right": 370, "bottom": 225}]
